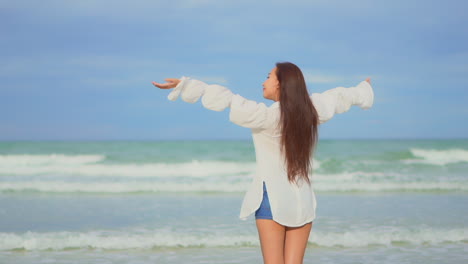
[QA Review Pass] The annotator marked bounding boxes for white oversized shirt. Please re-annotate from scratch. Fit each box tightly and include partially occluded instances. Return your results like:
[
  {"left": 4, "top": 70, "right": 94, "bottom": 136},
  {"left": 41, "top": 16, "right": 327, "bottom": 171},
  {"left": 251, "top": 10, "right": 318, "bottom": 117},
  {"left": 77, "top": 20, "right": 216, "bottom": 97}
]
[{"left": 166, "top": 77, "right": 374, "bottom": 227}]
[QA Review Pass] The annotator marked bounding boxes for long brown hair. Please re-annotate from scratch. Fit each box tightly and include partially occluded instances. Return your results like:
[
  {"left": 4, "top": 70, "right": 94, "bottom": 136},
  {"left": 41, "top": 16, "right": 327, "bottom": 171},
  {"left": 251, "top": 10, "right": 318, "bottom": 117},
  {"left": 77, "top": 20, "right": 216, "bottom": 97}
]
[{"left": 276, "top": 62, "right": 319, "bottom": 185}]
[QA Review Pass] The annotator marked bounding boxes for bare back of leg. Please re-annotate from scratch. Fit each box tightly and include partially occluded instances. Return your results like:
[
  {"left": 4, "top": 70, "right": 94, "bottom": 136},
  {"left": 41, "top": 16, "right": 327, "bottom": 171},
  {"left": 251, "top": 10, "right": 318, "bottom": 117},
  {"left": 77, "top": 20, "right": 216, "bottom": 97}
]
[
  {"left": 256, "top": 219, "right": 286, "bottom": 264},
  {"left": 284, "top": 222, "right": 312, "bottom": 264}
]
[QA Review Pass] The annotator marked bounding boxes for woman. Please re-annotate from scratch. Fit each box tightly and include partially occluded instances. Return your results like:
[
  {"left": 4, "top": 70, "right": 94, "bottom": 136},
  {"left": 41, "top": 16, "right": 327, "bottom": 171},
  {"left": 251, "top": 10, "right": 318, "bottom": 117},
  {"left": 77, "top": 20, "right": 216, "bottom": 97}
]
[{"left": 152, "top": 62, "right": 374, "bottom": 264}]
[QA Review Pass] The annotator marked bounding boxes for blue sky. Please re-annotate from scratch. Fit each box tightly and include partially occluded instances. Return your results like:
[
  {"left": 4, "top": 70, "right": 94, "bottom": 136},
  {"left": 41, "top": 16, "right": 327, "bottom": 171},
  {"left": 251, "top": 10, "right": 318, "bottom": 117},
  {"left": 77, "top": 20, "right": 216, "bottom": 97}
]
[{"left": 1, "top": 0, "right": 467, "bottom": 140}]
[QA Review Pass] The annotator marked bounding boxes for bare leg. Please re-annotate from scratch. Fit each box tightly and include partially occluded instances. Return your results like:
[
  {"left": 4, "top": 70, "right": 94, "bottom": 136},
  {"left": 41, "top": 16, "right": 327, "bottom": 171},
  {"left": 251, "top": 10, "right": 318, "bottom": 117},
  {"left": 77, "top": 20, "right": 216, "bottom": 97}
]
[
  {"left": 256, "top": 219, "right": 286, "bottom": 264},
  {"left": 284, "top": 222, "right": 312, "bottom": 264}
]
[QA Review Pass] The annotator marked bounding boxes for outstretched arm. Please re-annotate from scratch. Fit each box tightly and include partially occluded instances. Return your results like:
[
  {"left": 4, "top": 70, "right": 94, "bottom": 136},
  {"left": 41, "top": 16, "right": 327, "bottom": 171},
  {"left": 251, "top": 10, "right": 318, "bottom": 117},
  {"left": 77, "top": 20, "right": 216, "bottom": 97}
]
[
  {"left": 310, "top": 79, "right": 374, "bottom": 124},
  {"left": 152, "top": 77, "right": 278, "bottom": 130},
  {"left": 153, "top": 76, "right": 234, "bottom": 110}
]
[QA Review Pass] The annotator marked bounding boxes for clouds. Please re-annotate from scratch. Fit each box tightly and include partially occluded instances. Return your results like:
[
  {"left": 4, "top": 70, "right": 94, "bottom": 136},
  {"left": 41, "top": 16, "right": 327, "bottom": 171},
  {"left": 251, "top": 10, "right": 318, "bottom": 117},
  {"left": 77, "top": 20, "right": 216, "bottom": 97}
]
[
  {"left": 302, "top": 69, "right": 348, "bottom": 84},
  {"left": 1, "top": 0, "right": 467, "bottom": 140}
]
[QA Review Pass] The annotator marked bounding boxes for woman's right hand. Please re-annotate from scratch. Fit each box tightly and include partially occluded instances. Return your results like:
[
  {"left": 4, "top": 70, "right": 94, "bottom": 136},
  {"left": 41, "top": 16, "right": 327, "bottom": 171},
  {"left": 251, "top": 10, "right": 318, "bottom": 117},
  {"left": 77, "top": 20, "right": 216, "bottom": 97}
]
[
  {"left": 152, "top": 78, "right": 181, "bottom": 89},
  {"left": 365, "top": 77, "right": 371, "bottom": 84}
]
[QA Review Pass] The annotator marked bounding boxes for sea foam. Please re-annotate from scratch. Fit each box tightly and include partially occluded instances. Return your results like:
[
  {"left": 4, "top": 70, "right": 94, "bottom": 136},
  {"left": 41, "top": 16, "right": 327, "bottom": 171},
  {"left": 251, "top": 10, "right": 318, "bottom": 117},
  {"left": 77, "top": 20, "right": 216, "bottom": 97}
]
[
  {"left": 1, "top": 226, "right": 465, "bottom": 251},
  {"left": 406, "top": 148, "right": 468, "bottom": 165}
]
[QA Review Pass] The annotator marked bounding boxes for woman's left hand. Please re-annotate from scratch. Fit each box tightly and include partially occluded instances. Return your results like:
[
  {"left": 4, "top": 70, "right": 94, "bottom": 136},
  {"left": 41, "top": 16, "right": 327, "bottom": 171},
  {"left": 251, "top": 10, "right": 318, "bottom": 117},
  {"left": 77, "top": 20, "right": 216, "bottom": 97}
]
[{"left": 152, "top": 78, "right": 181, "bottom": 89}]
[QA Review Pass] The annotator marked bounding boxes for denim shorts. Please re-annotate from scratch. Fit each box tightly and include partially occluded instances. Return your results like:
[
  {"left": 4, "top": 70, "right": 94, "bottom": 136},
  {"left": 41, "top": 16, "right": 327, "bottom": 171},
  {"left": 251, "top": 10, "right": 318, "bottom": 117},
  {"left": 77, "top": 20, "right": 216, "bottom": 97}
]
[{"left": 255, "top": 181, "right": 273, "bottom": 220}]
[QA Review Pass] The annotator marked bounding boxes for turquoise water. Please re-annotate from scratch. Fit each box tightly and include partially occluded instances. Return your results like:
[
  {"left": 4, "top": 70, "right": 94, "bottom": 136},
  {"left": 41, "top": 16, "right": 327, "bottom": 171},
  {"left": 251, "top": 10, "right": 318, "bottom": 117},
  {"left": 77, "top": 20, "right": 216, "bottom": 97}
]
[{"left": 0, "top": 139, "right": 467, "bottom": 263}]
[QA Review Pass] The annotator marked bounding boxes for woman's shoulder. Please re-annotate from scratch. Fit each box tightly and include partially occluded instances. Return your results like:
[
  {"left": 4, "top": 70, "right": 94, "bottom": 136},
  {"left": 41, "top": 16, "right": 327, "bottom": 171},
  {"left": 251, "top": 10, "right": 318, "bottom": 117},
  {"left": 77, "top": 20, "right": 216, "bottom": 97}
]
[{"left": 270, "top": 101, "right": 280, "bottom": 108}]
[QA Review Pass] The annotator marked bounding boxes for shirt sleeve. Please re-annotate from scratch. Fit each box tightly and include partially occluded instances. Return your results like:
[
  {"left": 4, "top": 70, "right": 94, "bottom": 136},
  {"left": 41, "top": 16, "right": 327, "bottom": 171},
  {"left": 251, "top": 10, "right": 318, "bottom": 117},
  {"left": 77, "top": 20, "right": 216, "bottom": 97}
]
[
  {"left": 167, "top": 76, "right": 233, "bottom": 111},
  {"left": 229, "top": 94, "right": 279, "bottom": 130},
  {"left": 309, "top": 80, "right": 374, "bottom": 124},
  {"left": 167, "top": 76, "right": 278, "bottom": 130}
]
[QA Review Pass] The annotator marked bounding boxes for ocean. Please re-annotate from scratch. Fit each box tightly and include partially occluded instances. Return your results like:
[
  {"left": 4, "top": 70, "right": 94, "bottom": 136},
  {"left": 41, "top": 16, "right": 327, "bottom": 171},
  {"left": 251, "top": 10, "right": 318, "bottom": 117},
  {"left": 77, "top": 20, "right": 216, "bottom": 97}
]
[{"left": 0, "top": 139, "right": 467, "bottom": 264}]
